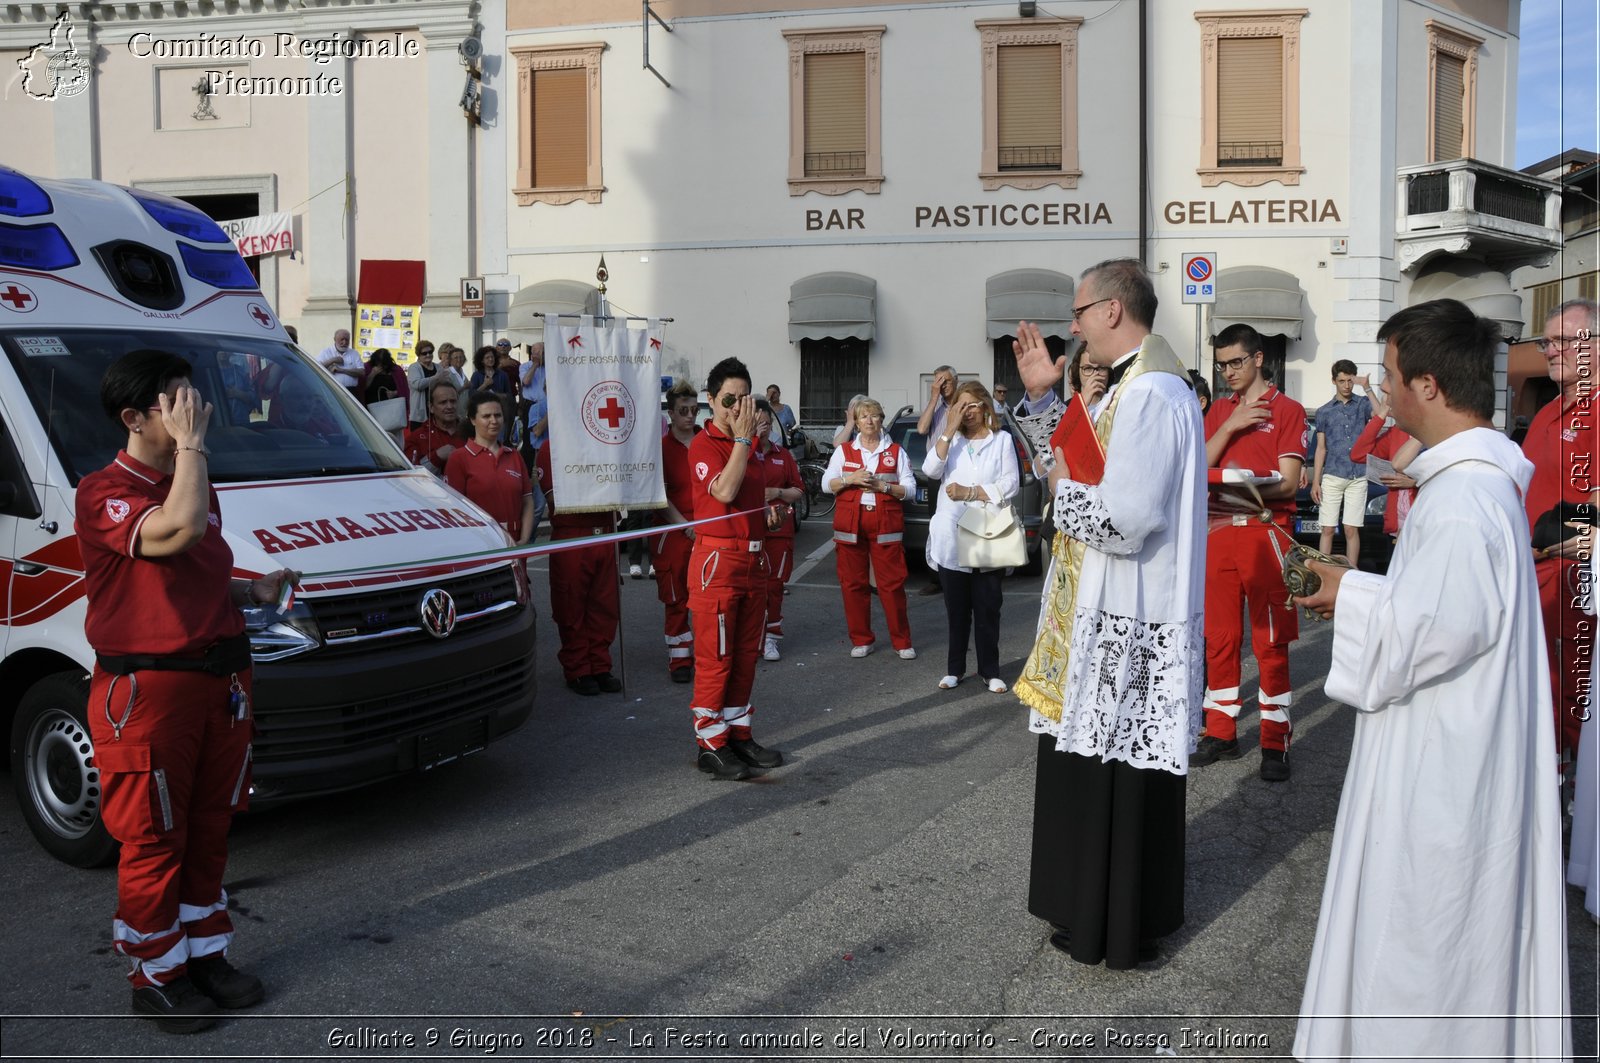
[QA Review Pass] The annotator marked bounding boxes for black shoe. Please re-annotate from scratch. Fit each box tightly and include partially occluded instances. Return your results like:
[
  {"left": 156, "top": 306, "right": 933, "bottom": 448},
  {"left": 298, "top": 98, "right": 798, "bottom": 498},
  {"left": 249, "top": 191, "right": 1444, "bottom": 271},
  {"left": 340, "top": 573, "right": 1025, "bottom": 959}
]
[
  {"left": 727, "top": 736, "right": 783, "bottom": 768},
  {"left": 1260, "top": 748, "right": 1291, "bottom": 782},
  {"left": 131, "top": 976, "right": 218, "bottom": 1034},
  {"left": 1048, "top": 928, "right": 1071, "bottom": 955},
  {"left": 669, "top": 668, "right": 693, "bottom": 684},
  {"left": 566, "top": 676, "right": 600, "bottom": 696},
  {"left": 593, "top": 672, "right": 623, "bottom": 693},
  {"left": 697, "top": 744, "right": 752, "bottom": 780},
  {"left": 1138, "top": 937, "right": 1159, "bottom": 963},
  {"left": 1190, "top": 735, "right": 1241, "bottom": 766},
  {"left": 917, "top": 581, "right": 943, "bottom": 596},
  {"left": 187, "top": 953, "right": 264, "bottom": 1009}
]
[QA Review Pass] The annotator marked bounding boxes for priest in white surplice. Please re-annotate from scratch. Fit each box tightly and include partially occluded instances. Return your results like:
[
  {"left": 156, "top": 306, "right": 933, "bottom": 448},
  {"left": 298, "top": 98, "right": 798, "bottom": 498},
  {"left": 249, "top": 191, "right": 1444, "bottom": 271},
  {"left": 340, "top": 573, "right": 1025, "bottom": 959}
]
[
  {"left": 1291, "top": 299, "right": 1571, "bottom": 1061},
  {"left": 1010, "top": 258, "right": 1207, "bottom": 969}
]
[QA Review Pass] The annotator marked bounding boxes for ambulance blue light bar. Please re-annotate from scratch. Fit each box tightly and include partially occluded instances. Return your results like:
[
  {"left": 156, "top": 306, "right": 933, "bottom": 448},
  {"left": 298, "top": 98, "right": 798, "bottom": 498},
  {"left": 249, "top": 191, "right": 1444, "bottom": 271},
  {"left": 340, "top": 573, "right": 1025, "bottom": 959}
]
[
  {"left": 128, "top": 189, "right": 231, "bottom": 245},
  {"left": 0, "top": 222, "right": 81, "bottom": 271},
  {"left": 0, "top": 168, "right": 52, "bottom": 218},
  {"left": 178, "top": 243, "right": 257, "bottom": 290}
]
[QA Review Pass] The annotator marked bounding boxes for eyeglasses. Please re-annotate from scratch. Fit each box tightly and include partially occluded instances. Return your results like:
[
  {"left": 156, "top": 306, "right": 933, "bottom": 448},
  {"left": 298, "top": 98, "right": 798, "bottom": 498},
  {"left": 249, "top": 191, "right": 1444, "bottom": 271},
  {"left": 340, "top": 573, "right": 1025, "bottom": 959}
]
[
  {"left": 1214, "top": 354, "right": 1253, "bottom": 372},
  {"left": 1078, "top": 365, "right": 1109, "bottom": 377},
  {"left": 1072, "top": 297, "right": 1113, "bottom": 318},
  {"left": 1536, "top": 336, "right": 1588, "bottom": 353}
]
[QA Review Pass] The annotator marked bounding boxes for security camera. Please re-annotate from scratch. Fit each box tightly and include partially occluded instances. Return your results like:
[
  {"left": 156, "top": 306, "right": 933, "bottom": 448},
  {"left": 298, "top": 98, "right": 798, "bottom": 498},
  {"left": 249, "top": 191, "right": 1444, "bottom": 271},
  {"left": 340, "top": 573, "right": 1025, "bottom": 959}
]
[{"left": 458, "top": 37, "right": 483, "bottom": 64}]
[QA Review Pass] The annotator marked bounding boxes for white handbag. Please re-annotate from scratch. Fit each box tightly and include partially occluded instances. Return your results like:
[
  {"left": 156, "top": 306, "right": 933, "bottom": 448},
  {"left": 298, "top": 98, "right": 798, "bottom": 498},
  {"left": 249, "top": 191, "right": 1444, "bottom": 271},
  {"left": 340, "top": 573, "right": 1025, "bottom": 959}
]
[
  {"left": 956, "top": 502, "right": 1027, "bottom": 569},
  {"left": 366, "top": 397, "right": 408, "bottom": 432}
]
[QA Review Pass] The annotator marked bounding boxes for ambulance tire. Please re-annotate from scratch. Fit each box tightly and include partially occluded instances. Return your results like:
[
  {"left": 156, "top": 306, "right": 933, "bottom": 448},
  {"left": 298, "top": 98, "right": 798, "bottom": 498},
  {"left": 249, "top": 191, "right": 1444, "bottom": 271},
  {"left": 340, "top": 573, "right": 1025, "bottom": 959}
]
[{"left": 9, "top": 672, "right": 118, "bottom": 868}]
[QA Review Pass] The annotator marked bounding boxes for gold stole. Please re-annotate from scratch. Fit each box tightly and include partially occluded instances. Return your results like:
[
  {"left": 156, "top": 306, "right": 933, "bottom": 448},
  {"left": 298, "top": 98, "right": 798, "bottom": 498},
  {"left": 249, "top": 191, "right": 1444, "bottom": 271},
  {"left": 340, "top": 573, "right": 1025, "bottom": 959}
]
[{"left": 1015, "top": 335, "right": 1189, "bottom": 721}]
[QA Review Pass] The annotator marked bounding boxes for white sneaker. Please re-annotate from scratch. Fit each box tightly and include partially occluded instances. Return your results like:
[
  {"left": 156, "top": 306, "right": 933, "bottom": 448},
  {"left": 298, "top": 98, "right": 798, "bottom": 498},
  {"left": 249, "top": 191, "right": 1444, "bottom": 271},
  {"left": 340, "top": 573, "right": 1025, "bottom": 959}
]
[
  {"left": 648, "top": 564, "right": 656, "bottom": 577},
  {"left": 986, "top": 677, "right": 1008, "bottom": 694},
  {"left": 938, "top": 675, "right": 960, "bottom": 689},
  {"left": 897, "top": 647, "right": 916, "bottom": 660},
  {"left": 763, "top": 637, "right": 781, "bottom": 662},
  {"left": 629, "top": 564, "right": 643, "bottom": 580},
  {"left": 850, "top": 644, "right": 873, "bottom": 658}
]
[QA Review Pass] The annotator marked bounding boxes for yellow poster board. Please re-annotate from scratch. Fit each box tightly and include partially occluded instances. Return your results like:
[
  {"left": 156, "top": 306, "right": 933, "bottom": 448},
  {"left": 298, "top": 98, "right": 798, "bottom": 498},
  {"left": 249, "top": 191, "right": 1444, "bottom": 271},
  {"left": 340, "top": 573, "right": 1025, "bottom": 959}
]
[{"left": 354, "top": 303, "right": 421, "bottom": 365}]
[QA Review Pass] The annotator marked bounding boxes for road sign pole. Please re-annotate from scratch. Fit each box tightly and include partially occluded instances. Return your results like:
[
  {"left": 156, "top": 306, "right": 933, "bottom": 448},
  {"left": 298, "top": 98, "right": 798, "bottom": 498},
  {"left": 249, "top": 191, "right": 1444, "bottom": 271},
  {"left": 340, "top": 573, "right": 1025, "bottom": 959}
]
[{"left": 1195, "top": 304, "right": 1203, "bottom": 374}]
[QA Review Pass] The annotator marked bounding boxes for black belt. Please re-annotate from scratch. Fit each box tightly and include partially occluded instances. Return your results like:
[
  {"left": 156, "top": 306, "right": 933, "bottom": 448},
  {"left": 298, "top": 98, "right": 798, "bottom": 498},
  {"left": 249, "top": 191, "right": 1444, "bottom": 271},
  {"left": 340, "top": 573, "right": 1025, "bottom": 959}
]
[{"left": 98, "top": 633, "right": 252, "bottom": 677}]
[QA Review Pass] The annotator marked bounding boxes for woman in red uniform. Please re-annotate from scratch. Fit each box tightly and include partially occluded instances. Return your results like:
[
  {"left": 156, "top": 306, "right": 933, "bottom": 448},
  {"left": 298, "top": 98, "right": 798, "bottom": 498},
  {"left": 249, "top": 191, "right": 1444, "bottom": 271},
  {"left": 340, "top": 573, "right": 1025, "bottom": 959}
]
[
  {"left": 77, "top": 350, "right": 296, "bottom": 1033},
  {"left": 653, "top": 380, "right": 701, "bottom": 682},
  {"left": 753, "top": 399, "right": 805, "bottom": 661},
  {"left": 823, "top": 397, "right": 917, "bottom": 659},
  {"left": 444, "top": 391, "right": 534, "bottom": 545},
  {"left": 688, "top": 357, "right": 783, "bottom": 780}
]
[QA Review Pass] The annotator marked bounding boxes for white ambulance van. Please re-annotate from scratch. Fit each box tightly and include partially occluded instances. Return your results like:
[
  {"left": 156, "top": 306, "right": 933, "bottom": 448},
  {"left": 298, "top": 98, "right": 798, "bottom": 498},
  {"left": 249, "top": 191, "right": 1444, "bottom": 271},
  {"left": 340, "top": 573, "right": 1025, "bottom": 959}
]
[{"left": 0, "top": 167, "right": 535, "bottom": 866}]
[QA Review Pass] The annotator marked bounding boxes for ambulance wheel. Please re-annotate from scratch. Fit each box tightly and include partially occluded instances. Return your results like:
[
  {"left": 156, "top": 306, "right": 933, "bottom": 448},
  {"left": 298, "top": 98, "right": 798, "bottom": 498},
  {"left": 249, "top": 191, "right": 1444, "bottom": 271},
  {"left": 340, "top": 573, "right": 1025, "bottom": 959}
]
[{"left": 9, "top": 672, "right": 117, "bottom": 868}]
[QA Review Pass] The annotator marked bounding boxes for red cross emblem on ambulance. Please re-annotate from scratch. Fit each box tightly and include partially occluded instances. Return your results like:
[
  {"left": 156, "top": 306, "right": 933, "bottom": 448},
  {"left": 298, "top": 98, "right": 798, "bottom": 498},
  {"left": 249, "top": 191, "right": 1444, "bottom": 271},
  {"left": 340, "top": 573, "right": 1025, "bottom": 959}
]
[{"left": 0, "top": 283, "right": 38, "bottom": 313}]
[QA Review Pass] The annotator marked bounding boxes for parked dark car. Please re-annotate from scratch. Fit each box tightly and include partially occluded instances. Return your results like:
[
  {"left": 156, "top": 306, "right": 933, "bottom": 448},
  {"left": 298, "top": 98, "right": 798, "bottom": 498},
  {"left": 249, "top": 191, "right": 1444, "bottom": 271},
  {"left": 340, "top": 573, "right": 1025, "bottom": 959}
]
[{"left": 887, "top": 405, "right": 1051, "bottom": 572}]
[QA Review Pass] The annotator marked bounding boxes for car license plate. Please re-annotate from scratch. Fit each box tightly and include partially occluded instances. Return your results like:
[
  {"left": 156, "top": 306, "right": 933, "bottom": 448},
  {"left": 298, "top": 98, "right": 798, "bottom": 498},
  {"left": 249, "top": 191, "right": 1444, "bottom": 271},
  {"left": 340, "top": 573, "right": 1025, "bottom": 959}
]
[
  {"left": 417, "top": 716, "right": 490, "bottom": 771},
  {"left": 1296, "top": 518, "right": 1321, "bottom": 534}
]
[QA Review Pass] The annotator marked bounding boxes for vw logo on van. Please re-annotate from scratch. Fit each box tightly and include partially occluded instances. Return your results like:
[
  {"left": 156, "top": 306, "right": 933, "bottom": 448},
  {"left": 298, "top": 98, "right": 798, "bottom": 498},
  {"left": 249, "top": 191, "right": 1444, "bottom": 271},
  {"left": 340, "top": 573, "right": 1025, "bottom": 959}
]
[{"left": 418, "top": 588, "right": 457, "bottom": 639}]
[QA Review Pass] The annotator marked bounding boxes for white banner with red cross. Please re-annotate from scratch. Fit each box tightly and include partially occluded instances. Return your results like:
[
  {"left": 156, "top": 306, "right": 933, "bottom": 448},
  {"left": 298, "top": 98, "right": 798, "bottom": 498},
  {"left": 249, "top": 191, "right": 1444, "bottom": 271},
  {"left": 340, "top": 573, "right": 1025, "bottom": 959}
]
[{"left": 544, "top": 316, "right": 666, "bottom": 514}]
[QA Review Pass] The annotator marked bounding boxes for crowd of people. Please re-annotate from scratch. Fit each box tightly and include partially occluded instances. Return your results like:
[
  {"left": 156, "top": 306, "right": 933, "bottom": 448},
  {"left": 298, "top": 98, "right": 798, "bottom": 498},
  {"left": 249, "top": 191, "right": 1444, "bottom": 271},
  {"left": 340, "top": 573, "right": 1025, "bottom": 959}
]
[{"left": 80, "top": 277, "right": 1594, "bottom": 1056}]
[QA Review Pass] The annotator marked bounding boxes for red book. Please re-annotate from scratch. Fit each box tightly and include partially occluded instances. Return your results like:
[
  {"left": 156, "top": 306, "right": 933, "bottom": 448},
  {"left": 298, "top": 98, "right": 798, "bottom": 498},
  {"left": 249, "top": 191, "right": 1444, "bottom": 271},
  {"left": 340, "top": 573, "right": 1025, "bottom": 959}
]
[{"left": 1048, "top": 393, "right": 1106, "bottom": 485}]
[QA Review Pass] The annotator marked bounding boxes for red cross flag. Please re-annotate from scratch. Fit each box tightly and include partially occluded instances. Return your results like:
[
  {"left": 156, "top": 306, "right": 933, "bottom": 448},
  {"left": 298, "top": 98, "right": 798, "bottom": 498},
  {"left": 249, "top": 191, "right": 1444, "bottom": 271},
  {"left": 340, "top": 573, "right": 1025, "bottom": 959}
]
[{"left": 544, "top": 315, "right": 668, "bottom": 514}]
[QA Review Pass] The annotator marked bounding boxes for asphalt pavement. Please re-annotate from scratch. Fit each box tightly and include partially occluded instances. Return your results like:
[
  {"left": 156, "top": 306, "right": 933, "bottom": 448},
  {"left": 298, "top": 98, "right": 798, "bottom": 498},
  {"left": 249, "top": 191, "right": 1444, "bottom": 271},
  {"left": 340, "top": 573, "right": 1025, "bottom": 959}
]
[{"left": 1, "top": 519, "right": 1595, "bottom": 1061}]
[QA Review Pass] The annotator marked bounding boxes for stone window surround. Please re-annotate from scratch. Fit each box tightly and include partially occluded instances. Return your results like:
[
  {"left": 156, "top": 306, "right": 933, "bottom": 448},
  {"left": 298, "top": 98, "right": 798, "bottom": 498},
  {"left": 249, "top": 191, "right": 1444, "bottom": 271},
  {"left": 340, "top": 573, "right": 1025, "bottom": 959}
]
[
  {"left": 1194, "top": 8, "right": 1308, "bottom": 188},
  {"left": 783, "top": 25, "right": 885, "bottom": 197},
  {"left": 976, "top": 17, "right": 1083, "bottom": 192},
  {"left": 511, "top": 41, "right": 606, "bottom": 206},
  {"left": 1425, "top": 19, "right": 1482, "bottom": 163}
]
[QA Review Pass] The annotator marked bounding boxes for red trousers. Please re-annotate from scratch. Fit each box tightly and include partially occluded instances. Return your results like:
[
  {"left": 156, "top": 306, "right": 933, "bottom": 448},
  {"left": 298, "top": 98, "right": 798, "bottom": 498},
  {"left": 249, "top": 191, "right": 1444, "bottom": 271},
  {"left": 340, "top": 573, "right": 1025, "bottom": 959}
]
[
  {"left": 1203, "top": 522, "right": 1298, "bottom": 752},
  {"left": 549, "top": 527, "right": 620, "bottom": 681},
  {"left": 763, "top": 535, "right": 795, "bottom": 638},
  {"left": 834, "top": 509, "right": 912, "bottom": 650},
  {"left": 652, "top": 529, "right": 694, "bottom": 674},
  {"left": 87, "top": 667, "right": 253, "bottom": 989},
  {"left": 688, "top": 538, "right": 768, "bottom": 748},
  {"left": 1537, "top": 556, "right": 1589, "bottom": 762}
]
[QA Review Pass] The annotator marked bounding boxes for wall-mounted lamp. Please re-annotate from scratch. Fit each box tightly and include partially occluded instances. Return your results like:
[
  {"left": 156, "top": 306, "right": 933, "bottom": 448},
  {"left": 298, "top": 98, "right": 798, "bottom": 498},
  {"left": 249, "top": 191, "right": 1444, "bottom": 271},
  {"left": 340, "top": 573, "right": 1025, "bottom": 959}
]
[{"left": 1019, "top": 1, "right": 1037, "bottom": 16}]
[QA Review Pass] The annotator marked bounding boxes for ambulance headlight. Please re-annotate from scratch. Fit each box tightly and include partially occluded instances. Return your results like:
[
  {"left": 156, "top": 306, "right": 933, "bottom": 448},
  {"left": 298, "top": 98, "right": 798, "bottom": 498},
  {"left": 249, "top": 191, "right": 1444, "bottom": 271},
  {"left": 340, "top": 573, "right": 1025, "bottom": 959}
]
[
  {"left": 0, "top": 222, "right": 80, "bottom": 270},
  {"left": 242, "top": 601, "right": 322, "bottom": 662}
]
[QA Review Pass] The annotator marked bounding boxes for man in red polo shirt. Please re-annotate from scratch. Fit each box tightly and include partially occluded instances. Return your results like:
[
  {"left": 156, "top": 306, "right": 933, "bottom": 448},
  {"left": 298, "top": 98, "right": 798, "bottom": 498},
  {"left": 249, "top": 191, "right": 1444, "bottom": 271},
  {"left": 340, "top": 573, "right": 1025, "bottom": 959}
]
[
  {"left": 403, "top": 381, "right": 461, "bottom": 474},
  {"left": 653, "top": 381, "right": 701, "bottom": 683},
  {"left": 1522, "top": 298, "right": 1599, "bottom": 770},
  {"left": 535, "top": 445, "right": 622, "bottom": 696},
  {"left": 1194, "top": 324, "right": 1308, "bottom": 782},
  {"left": 688, "top": 358, "right": 783, "bottom": 780}
]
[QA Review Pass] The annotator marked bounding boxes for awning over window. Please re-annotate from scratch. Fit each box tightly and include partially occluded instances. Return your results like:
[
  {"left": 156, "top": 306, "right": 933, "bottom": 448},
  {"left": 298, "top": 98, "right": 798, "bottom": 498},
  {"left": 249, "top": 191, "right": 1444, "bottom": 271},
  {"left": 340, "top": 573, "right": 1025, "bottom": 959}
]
[
  {"left": 357, "top": 260, "right": 425, "bottom": 305},
  {"left": 1208, "top": 265, "right": 1305, "bottom": 340},
  {"left": 507, "top": 279, "right": 603, "bottom": 337},
  {"left": 789, "top": 272, "right": 876, "bottom": 343},
  {"left": 1408, "top": 260, "right": 1525, "bottom": 341},
  {"left": 985, "top": 268, "right": 1075, "bottom": 340}
]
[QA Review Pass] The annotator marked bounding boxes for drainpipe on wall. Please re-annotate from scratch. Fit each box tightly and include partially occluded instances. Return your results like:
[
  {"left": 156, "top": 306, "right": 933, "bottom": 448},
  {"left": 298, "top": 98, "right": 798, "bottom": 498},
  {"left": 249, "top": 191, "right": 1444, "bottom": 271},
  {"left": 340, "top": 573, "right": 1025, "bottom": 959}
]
[{"left": 1138, "top": 0, "right": 1148, "bottom": 269}]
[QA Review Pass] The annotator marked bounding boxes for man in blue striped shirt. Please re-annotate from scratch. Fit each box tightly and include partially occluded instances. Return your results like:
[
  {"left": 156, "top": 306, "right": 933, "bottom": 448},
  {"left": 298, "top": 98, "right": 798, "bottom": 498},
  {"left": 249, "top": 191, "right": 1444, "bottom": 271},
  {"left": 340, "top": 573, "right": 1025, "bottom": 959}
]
[{"left": 1309, "top": 359, "right": 1373, "bottom": 565}]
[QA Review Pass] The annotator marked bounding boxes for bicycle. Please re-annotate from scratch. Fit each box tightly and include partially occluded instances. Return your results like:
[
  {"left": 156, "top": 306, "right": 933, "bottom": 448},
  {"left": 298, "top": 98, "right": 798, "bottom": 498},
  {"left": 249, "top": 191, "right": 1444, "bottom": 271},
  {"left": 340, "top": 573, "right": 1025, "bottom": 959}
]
[{"left": 799, "top": 459, "right": 835, "bottom": 521}]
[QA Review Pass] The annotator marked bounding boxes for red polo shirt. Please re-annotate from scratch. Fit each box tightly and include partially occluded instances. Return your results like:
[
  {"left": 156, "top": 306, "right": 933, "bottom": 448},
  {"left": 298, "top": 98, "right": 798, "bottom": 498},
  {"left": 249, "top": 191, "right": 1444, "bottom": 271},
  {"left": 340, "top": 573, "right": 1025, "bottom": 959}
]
[
  {"left": 689, "top": 422, "right": 766, "bottom": 539},
  {"left": 75, "top": 451, "right": 243, "bottom": 657},
  {"left": 1522, "top": 393, "right": 1599, "bottom": 529},
  {"left": 660, "top": 427, "right": 700, "bottom": 522},
  {"left": 1204, "top": 387, "right": 1309, "bottom": 519},
  {"left": 403, "top": 420, "right": 462, "bottom": 471},
  {"left": 758, "top": 443, "right": 803, "bottom": 539},
  {"left": 444, "top": 441, "right": 531, "bottom": 539},
  {"left": 534, "top": 445, "right": 618, "bottom": 536}
]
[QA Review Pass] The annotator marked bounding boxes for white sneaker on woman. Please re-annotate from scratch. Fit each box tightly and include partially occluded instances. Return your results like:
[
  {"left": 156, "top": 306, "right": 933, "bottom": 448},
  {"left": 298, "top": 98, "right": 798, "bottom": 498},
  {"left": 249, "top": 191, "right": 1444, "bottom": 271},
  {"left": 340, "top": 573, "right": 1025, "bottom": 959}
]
[
  {"left": 897, "top": 647, "right": 916, "bottom": 660},
  {"left": 938, "top": 675, "right": 960, "bottom": 690},
  {"left": 850, "top": 644, "right": 873, "bottom": 658},
  {"left": 763, "top": 636, "right": 781, "bottom": 662},
  {"left": 986, "top": 677, "right": 1008, "bottom": 694}
]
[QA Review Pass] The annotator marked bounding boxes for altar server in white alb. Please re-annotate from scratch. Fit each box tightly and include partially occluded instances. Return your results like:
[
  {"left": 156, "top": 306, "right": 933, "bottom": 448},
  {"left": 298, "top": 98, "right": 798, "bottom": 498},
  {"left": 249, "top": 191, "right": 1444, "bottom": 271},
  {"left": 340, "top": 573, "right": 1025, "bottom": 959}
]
[{"left": 1291, "top": 298, "right": 1570, "bottom": 1061}]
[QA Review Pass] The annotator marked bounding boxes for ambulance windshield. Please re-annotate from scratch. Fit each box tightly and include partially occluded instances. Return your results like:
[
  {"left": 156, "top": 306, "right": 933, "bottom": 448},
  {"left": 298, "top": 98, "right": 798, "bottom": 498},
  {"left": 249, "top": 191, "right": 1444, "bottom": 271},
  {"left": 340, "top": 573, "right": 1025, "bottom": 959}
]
[{"left": 1, "top": 328, "right": 413, "bottom": 485}]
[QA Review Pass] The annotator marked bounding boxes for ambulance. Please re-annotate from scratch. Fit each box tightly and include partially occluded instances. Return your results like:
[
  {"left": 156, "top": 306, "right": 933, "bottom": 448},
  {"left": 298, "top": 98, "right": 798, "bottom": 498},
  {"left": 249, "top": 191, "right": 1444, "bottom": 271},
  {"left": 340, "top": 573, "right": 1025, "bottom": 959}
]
[{"left": 0, "top": 167, "right": 535, "bottom": 866}]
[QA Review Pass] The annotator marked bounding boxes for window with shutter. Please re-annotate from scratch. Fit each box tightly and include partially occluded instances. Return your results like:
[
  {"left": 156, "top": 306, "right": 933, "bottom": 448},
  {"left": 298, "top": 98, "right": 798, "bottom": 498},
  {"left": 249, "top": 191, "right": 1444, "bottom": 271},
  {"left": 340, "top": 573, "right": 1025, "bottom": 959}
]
[
  {"left": 784, "top": 27, "right": 885, "bottom": 195},
  {"left": 1426, "top": 21, "right": 1480, "bottom": 163},
  {"left": 1194, "top": 11, "right": 1305, "bottom": 187},
  {"left": 512, "top": 43, "right": 606, "bottom": 206},
  {"left": 1529, "top": 282, "right": 1561, "bottom": 332},
  {"left": 976, "top": 18, "right": 1081, "bottom": 191}
]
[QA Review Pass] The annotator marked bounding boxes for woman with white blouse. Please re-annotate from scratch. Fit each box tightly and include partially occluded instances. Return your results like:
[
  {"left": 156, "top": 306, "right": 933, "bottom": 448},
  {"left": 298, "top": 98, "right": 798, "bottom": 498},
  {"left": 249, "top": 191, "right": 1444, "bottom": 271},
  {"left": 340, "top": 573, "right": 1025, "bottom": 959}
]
[{"left": 921, "top": 381, "right": 1020, "bottom": 692}]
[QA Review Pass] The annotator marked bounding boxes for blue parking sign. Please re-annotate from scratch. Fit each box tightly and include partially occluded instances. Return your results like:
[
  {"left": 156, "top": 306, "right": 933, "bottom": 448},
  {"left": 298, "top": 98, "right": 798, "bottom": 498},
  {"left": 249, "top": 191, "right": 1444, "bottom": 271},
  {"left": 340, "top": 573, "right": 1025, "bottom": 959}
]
[{"left": 1186, "top": 284, "right": 1197, "bottom": 296}]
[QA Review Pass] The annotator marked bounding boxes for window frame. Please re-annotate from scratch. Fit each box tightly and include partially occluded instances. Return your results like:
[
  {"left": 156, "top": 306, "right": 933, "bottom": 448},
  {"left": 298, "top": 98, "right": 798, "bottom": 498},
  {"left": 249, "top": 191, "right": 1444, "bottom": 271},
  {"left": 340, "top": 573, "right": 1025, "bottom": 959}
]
[
  {"left": 783, "top": 26, "right": 885, "bottom": 197},
  {"left": 1194, "top": 9, "right": 1307, "bottom": 188},
  {"left": 511, "top": 42, "right": 606, "bottom": 206},
  {"left": 977, "top": 17, "right": 1082, "bottom": 191},
  {"left": 1425, "top": 20, "right": 1481, "bottom": 164}
]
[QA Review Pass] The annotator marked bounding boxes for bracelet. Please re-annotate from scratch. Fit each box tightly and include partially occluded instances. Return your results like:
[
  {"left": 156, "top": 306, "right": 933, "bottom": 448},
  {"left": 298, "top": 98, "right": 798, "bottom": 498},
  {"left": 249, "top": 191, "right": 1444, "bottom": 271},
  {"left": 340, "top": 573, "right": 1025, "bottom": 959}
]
[
  {"left": 733, "top": 436, "right": 753, "bottom": 447},
  {"left": 938, "top": 435, "right": 950, "bottom": 444},
  {"left": 176, "top": 446, "right": 207, "bottom": 456}
]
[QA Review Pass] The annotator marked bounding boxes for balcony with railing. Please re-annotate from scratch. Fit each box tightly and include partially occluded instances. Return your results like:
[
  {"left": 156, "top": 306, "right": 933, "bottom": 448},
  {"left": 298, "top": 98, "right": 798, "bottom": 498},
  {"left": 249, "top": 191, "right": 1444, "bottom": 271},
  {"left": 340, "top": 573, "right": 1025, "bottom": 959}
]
[{"left": 1395, "top": 158, "right": 1563, "bottom": 273}]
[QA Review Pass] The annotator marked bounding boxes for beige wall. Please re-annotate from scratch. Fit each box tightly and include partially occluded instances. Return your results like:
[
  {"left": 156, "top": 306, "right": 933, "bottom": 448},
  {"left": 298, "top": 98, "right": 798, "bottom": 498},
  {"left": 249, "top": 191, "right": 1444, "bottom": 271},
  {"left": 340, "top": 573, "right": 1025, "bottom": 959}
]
[
  {"left": 510, "top": 0, "right": 955, "bottom": 31},
  {"left": 350, "top": 30, "right": 429, "bottom": 263},
  {"left": 0, "top": 51, "right": 57, "bottom": 165}
]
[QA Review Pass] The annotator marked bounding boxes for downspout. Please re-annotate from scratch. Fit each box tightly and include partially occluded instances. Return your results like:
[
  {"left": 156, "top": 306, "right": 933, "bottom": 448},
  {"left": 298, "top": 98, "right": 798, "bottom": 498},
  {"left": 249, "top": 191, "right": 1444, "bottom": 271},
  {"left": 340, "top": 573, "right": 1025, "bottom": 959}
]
[{"left": 1138, "top": 0, "right": 1149, "bottom": 267}]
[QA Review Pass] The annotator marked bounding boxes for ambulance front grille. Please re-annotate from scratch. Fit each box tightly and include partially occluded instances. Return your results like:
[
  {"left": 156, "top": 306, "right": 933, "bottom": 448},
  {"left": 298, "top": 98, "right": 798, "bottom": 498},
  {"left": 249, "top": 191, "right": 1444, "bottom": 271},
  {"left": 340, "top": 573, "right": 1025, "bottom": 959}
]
[
  {"left": 309, "top": 566, "right": 521, "bottom": 654},
  {"left": 252, "top": 656, "right": 534, "bottom": 763}
]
